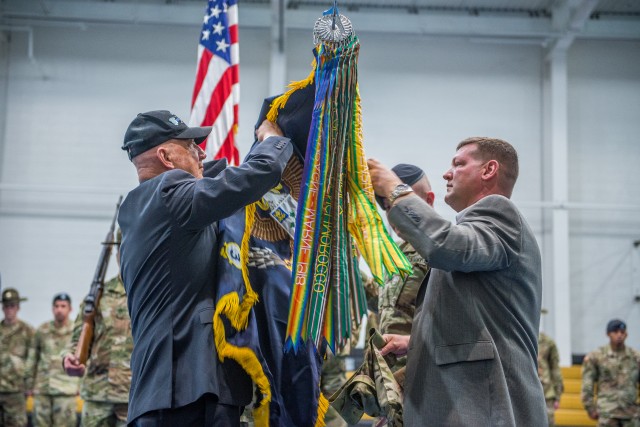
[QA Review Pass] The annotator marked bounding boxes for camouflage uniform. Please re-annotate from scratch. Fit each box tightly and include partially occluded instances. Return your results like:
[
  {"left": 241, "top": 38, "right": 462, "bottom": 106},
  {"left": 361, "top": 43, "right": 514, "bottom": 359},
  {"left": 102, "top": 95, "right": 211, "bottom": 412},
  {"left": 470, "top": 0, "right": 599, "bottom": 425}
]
[
  {"left": 321, "top": 350, "right": 349, "bottom": 427},
  {"left": 341, "top": 243, "right": 428, "bottom": 427},
  {"left": 361, "top": 271, "right": 380, "bottom": 334},
  {"left": 330, "top": 331, "right": 403, "bottom": 427},
  {"left": 26, "top": 319, "right": 79, "bottom": 426},
  {"left": 581, "top": 344, "right": 640, "bottom": 427},
  {"left": 68, "top": 276, "right": 133, "bottom": 427},
  {"left": 314, "top": 269, "right": 380, "bottom": 427},
  {"left": 538, "top": 332, "right": 564, "bottom": 426},
  {"left": 377, "top": 241, "right": 429, "bottom": 383},
  {"left": 0, "top": 318, "right": 34, "bottom": 427}
]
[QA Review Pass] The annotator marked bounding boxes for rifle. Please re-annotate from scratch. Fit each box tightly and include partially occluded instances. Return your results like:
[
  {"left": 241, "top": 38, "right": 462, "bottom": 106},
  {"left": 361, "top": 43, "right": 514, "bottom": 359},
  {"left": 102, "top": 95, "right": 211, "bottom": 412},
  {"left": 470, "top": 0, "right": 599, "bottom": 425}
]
[{"left": 75, "top": 195, "right": 123, "bottom": 364}]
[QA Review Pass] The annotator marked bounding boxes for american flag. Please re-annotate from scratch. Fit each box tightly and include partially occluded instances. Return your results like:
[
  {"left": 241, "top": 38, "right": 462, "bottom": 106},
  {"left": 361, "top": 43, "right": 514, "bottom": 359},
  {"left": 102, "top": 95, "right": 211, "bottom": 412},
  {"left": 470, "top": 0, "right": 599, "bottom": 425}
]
[{"left": 189, "top": 0, "right": 240, "bottom": 165}]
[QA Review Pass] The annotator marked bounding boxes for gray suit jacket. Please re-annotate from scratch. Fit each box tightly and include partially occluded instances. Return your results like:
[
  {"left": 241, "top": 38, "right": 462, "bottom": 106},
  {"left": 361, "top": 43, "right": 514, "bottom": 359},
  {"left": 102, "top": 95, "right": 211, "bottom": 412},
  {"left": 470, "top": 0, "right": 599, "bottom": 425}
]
[
  {"left": 118, "top": 136, "right": 292, "bottom": 423},
  {"left": 388, "top": 194, "right": 547, "bottom": 427}
]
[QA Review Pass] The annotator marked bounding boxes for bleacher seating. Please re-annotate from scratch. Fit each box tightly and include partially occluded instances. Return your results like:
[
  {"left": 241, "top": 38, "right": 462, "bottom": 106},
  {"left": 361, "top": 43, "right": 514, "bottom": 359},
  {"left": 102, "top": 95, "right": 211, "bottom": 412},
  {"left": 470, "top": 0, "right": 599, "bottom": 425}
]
[{"left": 555, "top": 365, "right": 597, "bottom": 426}]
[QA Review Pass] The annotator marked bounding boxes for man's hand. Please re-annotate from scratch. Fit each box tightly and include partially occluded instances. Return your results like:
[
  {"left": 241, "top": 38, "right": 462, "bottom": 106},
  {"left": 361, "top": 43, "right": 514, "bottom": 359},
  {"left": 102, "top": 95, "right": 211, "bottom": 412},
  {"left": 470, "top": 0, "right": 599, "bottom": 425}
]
[
  {"left": 587, "top": 409, "right": 598, "bottom": 420},
  {"left": 553, "top": 400, "right": 560, "bottom": 410},
  {"left": 367, "top": 158, "right": 403, "bottom": 203},
  {"left": 256, "top": 120, "right": 284, "bottom": 142},
  {"left": 380, "top": 334, "right": 410, "bottom": 357},
  {"left": 63, "top": 354, "right": 86, "bottom": 377}
]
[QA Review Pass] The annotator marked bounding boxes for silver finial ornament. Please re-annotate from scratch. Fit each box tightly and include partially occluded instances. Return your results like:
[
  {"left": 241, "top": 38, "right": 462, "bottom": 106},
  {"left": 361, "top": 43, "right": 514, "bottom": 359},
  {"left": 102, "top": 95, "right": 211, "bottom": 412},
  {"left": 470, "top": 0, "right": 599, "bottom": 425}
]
[{"left": 313, "top": 1, "right": 353, "bottom": 45}]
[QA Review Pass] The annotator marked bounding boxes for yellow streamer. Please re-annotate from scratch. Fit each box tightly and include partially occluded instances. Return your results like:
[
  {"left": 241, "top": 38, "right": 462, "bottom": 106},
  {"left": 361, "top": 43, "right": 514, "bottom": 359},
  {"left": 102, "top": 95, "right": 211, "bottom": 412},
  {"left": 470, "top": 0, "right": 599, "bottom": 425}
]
[{"left": 347, "top": 87, "right": 412, "bottom": 283}]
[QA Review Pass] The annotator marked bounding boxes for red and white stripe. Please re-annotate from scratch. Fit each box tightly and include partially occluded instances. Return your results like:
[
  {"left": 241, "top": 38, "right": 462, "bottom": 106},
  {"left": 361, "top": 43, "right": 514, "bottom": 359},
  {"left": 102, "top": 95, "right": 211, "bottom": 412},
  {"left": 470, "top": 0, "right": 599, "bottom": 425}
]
[{"left": 189, "top": 2, "right": 240, "bottom": 165}]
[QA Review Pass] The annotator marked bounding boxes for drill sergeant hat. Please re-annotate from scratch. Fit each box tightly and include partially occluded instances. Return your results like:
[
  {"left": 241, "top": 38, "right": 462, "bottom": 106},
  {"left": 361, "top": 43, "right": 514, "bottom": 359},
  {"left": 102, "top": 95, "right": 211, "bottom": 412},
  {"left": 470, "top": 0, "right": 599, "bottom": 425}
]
[{"left": 2, "top": 288, "right": 27, "bottom": 304}]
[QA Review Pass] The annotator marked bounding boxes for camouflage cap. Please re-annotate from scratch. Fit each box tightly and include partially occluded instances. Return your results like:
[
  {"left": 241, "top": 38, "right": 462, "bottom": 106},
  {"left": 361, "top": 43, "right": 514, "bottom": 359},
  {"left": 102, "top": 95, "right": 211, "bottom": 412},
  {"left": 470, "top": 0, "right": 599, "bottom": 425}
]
[{"left": 2, "top": 287, "right": 27, "bottom": 304}]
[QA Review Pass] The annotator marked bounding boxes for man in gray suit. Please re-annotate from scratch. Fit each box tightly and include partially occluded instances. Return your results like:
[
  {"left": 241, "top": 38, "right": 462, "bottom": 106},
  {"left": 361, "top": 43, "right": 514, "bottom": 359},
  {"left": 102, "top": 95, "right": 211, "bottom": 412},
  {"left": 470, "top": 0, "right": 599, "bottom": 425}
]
[
  {"left": 368, "top": 137, "right": 547, "bottom": 426},
  {"left": 118, "top": 110, "right": 293, "bottom": 426}
]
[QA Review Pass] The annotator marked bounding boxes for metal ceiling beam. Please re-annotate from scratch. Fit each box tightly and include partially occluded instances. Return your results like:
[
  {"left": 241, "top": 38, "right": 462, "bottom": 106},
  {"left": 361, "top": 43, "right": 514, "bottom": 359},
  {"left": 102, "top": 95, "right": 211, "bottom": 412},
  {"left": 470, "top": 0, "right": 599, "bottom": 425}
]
[
  {"left": 546, "top": 0, "right": 599, "bottom": 59},
  {"left": 3, "top": 0, "right": 640, "bottom": 40}
]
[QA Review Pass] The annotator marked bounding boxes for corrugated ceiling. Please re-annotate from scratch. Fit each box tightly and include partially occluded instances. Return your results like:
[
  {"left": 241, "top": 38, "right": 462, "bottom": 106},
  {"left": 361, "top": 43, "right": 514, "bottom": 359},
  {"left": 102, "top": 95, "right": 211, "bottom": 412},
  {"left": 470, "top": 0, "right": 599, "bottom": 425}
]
[{"left": 160, "top": 0, "right": 640, "bottom": 16}]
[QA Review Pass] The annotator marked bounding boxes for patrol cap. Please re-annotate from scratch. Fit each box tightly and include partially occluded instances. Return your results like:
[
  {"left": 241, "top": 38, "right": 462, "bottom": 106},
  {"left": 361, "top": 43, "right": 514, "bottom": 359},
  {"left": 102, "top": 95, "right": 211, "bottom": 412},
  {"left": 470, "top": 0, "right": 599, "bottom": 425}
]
[
  {"left": 392, "top": 164, "right": 425, "bottom": 187},
  {"left": 606, "top": 319, "right": 626, "bottom": 333},
  {"left": 52, "top": 292, "right": 71, "bottom": 305},
  {"left": 375, "top": 163, "right": 426, "bottom": 209},
  {"left": 2, "top": 288, "right": 27, "bottom": 304},
  {"left": 122, "top": 110, "right": 212, "bottom": 161}
]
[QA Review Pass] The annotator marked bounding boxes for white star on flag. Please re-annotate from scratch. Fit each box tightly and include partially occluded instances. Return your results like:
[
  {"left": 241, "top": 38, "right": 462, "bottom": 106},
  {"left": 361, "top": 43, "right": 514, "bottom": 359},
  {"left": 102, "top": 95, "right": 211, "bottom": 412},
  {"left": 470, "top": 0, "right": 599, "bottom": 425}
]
[
  {"left": 216, "top": 39, "right": 229, "bottom": 52},
  {"left": 210, "top": 5, "right": 221, "bottom": 18},
  {"left": 202, "top": 29, "right": 210, "bottom": 40},
  {"left": 212, "top": 22, "right": 224, "bottom": 35}
]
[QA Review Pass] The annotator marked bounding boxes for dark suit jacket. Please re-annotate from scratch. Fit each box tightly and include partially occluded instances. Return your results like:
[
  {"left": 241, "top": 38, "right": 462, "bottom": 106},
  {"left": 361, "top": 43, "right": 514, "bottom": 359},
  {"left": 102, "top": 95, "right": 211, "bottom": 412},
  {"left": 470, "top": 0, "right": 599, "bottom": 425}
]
[
  {"left": 118, "top": 136, "right": 292, "bottom": 423},
  {"left": 389, "top": 194, "right": 547, "bottom": 427}
]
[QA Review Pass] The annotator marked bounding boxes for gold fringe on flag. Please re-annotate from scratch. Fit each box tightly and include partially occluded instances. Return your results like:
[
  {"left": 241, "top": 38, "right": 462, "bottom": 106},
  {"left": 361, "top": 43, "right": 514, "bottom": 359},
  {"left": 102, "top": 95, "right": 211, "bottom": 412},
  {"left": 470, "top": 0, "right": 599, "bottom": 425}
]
[{"left": 212, "top": 203, "right": 272, "bottom": 427}]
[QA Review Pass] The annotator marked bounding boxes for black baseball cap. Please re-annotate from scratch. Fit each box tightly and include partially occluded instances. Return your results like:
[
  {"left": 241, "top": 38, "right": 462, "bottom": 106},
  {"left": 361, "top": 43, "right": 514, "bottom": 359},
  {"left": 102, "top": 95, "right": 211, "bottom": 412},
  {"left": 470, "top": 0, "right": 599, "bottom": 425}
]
[
  {"left": 53, "top": 292, "right": 71, "bottom": 305},
  {"left": 122, "top": 110, "right": 212, "bottom": 160},
  {"left": 606, "top": 319, "right": 626, "bottom": 333},
  {"left": 375, "top": 163, "right": 425, "bottom": 209}
]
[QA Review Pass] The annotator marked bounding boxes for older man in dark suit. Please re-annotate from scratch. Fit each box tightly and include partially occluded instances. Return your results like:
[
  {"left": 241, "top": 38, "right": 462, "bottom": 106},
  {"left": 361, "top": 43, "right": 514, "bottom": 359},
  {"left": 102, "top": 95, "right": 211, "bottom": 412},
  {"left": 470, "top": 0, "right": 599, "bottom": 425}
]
[
  {"left": 368, "top": 137, "right": 547, "bottom": 426},
  {"left": 118, "top": 110, "right": 292, "bottom": 426}
]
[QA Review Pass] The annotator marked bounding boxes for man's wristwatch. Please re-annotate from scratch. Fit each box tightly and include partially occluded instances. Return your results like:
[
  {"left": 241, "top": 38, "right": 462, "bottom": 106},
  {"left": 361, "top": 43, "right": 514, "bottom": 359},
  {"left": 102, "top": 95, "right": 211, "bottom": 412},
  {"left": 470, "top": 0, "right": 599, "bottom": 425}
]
[{"left": 388, "top": 183, "right": 413, "bottom": 205}]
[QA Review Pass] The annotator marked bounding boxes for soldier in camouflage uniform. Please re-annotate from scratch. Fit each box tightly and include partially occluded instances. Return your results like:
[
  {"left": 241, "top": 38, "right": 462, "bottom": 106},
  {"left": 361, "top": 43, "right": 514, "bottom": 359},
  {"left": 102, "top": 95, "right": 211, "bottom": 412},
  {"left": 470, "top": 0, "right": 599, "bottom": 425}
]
[
  {"left": 63, "top": 275, "right": 133, "bottom": 427},
  {"left": 375, "top": 164, "right": 434, "bottom": 386},
  {"left": 320, "top": 271, "right": 378, "bottom": 427},
  {"left": 0, "top": 288, "right": 35, "bottom": 427},
  {"left": 334, "top": 164, "right": 431, "bottom": 427},
  {"left": 581, "top": 319, "right": 640, "bottom": 427},
  {"left": 26, "top": 292, "right": 79, "bottom": 426},
  {"left": 377, "top": 241, "right": 429, "bottom": 379},
  {"left": 321, "top": 350, "right": 349, "bottom": 427},
  {"left": 538, "top": 330, "right": 564, "bottom": 426}
]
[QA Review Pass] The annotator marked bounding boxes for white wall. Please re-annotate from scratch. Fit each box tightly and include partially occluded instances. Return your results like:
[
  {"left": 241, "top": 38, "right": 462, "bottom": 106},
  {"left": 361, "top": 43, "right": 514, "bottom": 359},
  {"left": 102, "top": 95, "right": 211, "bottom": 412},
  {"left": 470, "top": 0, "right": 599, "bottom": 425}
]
[
  {"left": 567, "top": 40, "right": 640, "bottom": 354},
  {"left": 0, "top": 33, "right": 8, "bottom": 185},
  {"left": 0, "top": 21, "right": 638, "bottom": 354}
]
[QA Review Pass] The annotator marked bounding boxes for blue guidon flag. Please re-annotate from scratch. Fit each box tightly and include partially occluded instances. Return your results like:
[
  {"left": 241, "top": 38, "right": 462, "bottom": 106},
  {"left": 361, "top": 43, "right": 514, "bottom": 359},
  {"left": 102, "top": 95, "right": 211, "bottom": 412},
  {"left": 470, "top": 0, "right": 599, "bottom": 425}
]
[{"left": 214, "top": 198, "right": 325, "bottom": 427}]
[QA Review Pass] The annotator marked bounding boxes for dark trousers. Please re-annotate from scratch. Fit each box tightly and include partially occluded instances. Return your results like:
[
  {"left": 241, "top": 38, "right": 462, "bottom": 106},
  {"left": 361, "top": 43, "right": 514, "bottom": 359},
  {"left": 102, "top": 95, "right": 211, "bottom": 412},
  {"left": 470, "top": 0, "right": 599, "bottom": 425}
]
[{"left": 130, "top": 394, "right": 241, "bottom": 427}]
